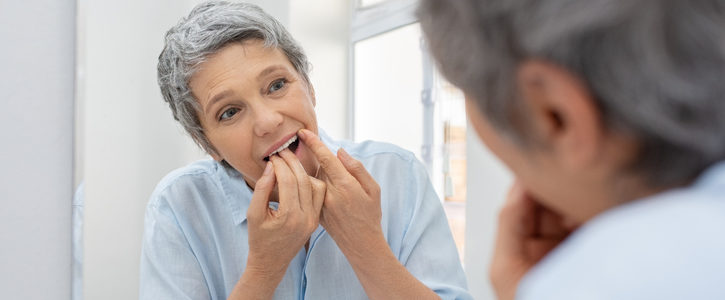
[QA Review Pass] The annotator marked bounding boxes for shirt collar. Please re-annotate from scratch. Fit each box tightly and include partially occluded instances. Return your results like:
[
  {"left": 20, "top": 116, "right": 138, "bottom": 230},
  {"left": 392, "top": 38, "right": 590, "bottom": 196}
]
[
  {"left": 694, "top": 160, "right": 725, "bottom": 191},
  {"left": 215, "top": 161, "right": 253, "bottom": 225}
]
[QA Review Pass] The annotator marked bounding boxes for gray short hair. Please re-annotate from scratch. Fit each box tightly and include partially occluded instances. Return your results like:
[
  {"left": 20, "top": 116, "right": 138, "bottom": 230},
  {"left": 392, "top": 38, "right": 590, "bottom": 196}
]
[
  {"left": 158, "top": 1, "right": 311, "bottom": 155},
  {"left": 418, "top": 0, "right": 725, "bottom": 186}
]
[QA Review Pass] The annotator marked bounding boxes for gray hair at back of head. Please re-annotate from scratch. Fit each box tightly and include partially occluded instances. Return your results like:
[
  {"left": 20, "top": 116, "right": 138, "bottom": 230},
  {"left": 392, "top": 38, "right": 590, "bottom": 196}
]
[
  {"left": 418, "top": 0, "right": 725, "bottom": 187},
  {"left": 158, "top": 1, "right": 311, "bottom": 155}
]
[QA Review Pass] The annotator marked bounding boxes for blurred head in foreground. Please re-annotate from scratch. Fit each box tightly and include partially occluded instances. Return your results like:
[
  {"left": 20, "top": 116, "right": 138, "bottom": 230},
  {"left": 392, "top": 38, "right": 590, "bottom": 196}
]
[{"left": 418, "top": 0, "right": 725, "bottom": 222}]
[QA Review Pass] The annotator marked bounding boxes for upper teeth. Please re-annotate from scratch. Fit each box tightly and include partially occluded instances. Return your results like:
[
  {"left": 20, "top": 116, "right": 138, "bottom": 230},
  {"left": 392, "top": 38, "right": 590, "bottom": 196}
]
[{"left": 269, "top": 135, "right": 297, "bottom": 157}]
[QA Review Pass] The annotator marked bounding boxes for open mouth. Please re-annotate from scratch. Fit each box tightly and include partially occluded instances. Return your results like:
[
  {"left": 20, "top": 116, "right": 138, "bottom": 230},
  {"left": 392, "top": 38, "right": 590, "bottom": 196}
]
[{"left": 263, "top": 135, "right": 300, "bottom": 161}]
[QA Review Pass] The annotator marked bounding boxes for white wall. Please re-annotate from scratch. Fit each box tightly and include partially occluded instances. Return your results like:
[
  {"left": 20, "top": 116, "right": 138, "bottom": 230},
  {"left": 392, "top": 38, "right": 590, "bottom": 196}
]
[
  {"left": 0, "top": 1, "right": 75, "bottom": 299},
  {"left": 289, "top": 0, "right": 351, "bottom": 139},
  {"left": 80, "top": 0, "right": 209, "bottom": 299},
  {"left": 80, "top": 1, "right": 349, "bottom": 298},
  {"left": 464, "top": 124, "right": 513, "bottom": 299}
]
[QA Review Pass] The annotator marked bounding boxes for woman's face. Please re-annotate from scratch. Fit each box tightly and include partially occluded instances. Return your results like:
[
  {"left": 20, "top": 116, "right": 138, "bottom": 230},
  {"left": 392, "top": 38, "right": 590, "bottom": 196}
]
[{"left": 189, "top": 39, "right": 319, "bottom": 188}]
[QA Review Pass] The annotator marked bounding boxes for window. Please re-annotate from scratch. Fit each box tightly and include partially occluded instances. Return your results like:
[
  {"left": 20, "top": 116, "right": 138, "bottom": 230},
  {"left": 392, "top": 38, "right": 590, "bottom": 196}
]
[
  {"left": 353, "top": 23, "right": 423, "bottom": 162},
  {"left": 350, "top": 0, "right": 468, "bottom": 263}
]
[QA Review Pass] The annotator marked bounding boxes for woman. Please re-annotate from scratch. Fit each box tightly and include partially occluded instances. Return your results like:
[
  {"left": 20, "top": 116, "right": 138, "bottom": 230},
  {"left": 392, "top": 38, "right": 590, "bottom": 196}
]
[
  {"left": 140, "top": 1, "right": 471, "bottom": 299},
  {"left": 418, "top": 0, "right": 725, "bottom": 299}
]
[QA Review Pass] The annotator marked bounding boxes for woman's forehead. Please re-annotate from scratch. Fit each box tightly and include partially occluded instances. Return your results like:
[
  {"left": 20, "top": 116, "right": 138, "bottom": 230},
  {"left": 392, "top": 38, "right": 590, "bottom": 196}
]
[
  {"left": 202, "top": 41, "right": 294, "bottom": 78},
  {"left": 189, "top": 42, "right": 296, "bottom": 99}
]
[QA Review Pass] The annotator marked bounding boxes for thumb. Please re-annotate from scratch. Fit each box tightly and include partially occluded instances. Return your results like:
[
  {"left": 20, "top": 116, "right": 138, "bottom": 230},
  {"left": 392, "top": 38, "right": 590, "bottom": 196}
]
[
  {"left": 309, "top": 177, "right": 326, "bottom": 214},
  {"left": 248, "top": 162, "right": 276, "bottom": 221},
  {"left": 495, "top": 182, "right": 537, "bottom": 258},
  {"left": 337, "top": 148, "right": 379, "bottom": 198}
]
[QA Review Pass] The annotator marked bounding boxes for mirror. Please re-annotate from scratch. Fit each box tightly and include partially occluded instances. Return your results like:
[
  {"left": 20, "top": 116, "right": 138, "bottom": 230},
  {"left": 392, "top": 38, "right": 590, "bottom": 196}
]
[
  {"left": 75, "top": 0, "right": 351, "bottom": 298},
  {"left": 75, "top": 0, "right": 483, "bottom": 299}
]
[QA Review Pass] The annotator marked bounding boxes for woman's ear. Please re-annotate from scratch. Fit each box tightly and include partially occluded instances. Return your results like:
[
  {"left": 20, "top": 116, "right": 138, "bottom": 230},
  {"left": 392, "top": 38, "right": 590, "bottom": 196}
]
[{"left": 516, "top": 59, "right": 604, "bottom": 170}]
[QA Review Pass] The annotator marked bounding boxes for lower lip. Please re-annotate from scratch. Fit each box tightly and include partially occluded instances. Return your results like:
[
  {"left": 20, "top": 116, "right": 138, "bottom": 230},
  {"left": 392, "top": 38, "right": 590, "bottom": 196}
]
[{"left": 294, "top": 139, "right": 303, "bottom": 156}]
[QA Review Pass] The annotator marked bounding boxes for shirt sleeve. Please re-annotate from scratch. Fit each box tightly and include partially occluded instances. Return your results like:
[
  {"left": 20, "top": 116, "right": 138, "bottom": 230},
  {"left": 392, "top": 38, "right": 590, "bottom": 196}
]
[
  {"left": 396, "top": 158, "right": 473, "bottom": 300},
  {"left": 139, "top": 194, "right": 212, "bottom": 300}
]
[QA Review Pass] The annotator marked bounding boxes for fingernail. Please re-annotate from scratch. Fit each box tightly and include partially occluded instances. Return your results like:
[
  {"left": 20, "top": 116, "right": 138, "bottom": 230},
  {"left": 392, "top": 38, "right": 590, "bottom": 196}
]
[
  {"left": 338, "top": 148, "right": 352, "bottom": 163},
  {"left": 297, "top": 129, "right": 308, "bottom": 139},
  {"left": 263, "top": 162, "right": 273, "bottom": 175}
]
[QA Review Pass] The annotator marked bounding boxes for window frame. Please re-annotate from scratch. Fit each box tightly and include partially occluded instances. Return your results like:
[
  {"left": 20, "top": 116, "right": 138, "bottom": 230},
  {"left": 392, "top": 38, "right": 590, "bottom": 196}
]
[{"left": 348, "top": 0, "right": 436, "bottom": 173}]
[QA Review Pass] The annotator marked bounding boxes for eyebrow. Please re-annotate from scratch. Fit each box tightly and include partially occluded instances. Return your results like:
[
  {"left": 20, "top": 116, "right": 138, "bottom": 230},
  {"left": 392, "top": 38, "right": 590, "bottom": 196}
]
[
  {"left": 257, "top": 65, "right": 287, "bottom": 81},
  {"left": 205, "top": 90, "right": 234, "bottom": 116},
  {"left": 203, "top": 65, "right": 289, "bottom": 115}
]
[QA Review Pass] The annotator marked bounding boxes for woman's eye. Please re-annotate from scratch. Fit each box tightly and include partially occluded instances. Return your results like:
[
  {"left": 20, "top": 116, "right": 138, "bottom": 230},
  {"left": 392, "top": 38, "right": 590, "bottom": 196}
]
[
  {"left": 219, "top": 107, "right": 240, "bottom": 121},
  {"left": 269, "top": 79, "right": 286, "bottom": 93}
]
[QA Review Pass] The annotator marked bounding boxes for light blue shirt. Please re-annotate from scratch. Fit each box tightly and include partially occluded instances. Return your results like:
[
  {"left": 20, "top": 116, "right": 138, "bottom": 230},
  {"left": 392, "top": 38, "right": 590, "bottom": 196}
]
[
  {"left": 518, "top": 161, "right": 725, "bottom": 299},
  {"left": 139, "top": 132, "right": 471, "bottom": 300}
]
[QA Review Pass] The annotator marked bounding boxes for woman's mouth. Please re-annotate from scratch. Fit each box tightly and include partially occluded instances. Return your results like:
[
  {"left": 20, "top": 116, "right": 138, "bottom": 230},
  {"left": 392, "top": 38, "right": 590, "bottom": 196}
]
[{"left": 264, "top": 135, "right": 300, "bottom": 161}]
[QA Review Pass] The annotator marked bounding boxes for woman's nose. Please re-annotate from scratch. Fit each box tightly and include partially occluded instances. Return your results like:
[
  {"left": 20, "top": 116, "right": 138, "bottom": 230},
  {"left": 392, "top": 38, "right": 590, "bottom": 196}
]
[{"left": 253, "top": 104, "right": 283, "bottom": 137}]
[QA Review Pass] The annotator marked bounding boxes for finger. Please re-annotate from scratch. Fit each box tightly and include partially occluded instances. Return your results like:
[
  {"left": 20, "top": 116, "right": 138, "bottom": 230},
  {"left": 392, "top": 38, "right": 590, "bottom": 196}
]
[
  {"left": 248, "top": 162, "right": 276, "bottom": 220},
  {"left": 536, "top": 205, "right": 571, "bottom": 239},
  {"left": 316, "top": 166, "right": 329, "bottom": 183},
  {"left": 297, "top": 129, "right": 351, "bottom": 185},
  {"left": 278, "top": 148, "right": 313, "bottom": 212},
  {"left": 309, "top": 177, "right": 326, "bottom": 215},
  {"left": 495, "top": 181, "right": 537, "bottom": 257},
  {"left": 526, "top": 238, "right": 563, "bottom": 262},
  {"left": 337, "top": 148, "right": 380, "bottom": 198},
  {"left": 270, "top": 155, "right": 301, "bottom": 213},
  {"left": 562, "top": 216, "right": 581, "bottom": 231}
]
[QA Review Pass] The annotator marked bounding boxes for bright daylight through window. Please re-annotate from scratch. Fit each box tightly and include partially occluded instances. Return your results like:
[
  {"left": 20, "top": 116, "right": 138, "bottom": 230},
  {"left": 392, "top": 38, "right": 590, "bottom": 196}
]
[{"left": 352, "top": 17, "right": 468, "bottom": 263}]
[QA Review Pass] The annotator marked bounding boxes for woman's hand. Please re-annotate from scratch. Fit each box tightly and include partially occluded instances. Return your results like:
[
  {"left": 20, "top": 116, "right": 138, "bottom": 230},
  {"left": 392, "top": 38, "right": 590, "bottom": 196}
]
[
  {"left": 297, "top": 129, "right": 439, "bottom": 300},
  {"left": 490, "top": 181, "right": 575, "bottom": 300},
  {"left": 229, "top": 148, "right": 325, "bottom": 300},
  {"left": 296, "top": 129, "right": 382, "bottom": 254}
]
